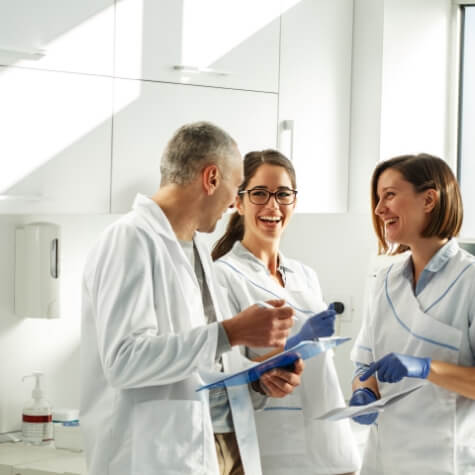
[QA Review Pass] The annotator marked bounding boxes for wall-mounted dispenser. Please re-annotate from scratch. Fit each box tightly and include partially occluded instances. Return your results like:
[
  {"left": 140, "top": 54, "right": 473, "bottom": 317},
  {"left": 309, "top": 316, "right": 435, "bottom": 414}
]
[{"left": 15, "top": 222, "right": 60, "bottom": 318}]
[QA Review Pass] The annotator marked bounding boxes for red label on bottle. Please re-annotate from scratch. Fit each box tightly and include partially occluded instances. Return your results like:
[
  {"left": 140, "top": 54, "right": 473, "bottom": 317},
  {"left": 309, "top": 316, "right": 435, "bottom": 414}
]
[{"left": 23, "top": 414, "right": 52, "bottom": 423}]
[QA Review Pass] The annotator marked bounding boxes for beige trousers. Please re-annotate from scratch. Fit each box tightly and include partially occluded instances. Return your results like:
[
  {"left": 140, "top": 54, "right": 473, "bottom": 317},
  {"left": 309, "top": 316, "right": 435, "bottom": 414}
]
[{"left": 214, "top": 432, "right": 244, "bottom": 475}]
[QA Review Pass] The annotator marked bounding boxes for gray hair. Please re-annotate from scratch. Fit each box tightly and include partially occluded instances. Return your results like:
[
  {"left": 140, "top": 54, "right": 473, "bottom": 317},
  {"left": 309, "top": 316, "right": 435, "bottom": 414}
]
[{"left": 160, "top": 121, "right": 238, "bottom": 185}]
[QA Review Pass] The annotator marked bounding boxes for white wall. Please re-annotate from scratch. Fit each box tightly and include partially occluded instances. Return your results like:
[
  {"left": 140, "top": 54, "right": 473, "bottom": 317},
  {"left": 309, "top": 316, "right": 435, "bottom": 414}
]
[
  {"left": 0, "top": 215, "right": 117, "bottom": 433},
  {"left": 379, "top": 0, "right": 454, "bottom": 163}
]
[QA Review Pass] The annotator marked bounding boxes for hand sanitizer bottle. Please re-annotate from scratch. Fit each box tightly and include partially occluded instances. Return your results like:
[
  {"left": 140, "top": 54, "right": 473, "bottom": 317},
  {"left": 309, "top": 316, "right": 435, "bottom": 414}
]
[{"left": 22, "top": 372, "right": 53, "bottom": 445}]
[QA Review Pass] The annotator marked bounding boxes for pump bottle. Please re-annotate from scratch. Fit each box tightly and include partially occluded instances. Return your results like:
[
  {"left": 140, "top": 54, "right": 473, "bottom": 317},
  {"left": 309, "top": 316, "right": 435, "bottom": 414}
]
[{"left": 22, "top": 372, "right": 53, "bottom": 445}]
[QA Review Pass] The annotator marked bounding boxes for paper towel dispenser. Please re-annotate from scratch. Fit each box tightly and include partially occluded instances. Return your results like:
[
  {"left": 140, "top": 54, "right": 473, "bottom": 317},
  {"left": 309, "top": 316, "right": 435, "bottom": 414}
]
[{"left": 15, "top": 222, "right": 60, "bottom": 318}]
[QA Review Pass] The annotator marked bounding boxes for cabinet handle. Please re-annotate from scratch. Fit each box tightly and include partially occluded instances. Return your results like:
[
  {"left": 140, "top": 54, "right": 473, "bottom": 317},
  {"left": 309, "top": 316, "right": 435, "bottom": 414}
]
[
  {"left": 172, "top": 64, "right": 229, "bottom": 76},
  {"left": 50, "top": 238, "right": 59, "bottom": 279},
  {"left": 0, "top": 47, "right": 45, "bottom": 59},
  {"left": 279, "top": 120, "right": 294, "bottom": 161}
]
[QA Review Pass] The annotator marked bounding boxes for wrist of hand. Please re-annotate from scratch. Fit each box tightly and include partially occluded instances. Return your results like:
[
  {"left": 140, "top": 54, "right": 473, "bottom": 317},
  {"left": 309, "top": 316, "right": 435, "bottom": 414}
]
[
  {"left": 418, "top": 357, "right": 432, "bottom": 379},
  {"left": 221, "top": 319, "right": 238, "bottom": 347}
]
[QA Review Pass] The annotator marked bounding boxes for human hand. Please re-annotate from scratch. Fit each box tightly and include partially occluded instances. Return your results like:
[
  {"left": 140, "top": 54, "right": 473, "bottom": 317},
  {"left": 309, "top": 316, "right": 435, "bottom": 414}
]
[
  {"left": 284, "top": 308, "right": 336, "bottom": 349},
  {"left": 258, "top": 358, "right": 304, "bottom": 398},
  {"left": 349, "top": 387, "right": 379, "bottom": 425},
  {"left": 222, "top": 299, "right": 294, "bottom": 348},
  {"left": 360, "top": 352, "right": 432, "bottom": 383}
]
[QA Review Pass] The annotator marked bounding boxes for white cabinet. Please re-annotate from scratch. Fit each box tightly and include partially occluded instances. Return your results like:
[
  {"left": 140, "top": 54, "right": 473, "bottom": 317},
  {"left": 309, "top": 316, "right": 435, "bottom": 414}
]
[
  {"left": 279, "top": 0, "right": 353, "bottom": 213},
  {"left": 114, "top": 0, "right": 280, "bottom": 92},
  {"left": 111, "top": 79, "right": 278, "bottom": 212},
  {"left": 0, "top": 1, "right": 355, "bottom": 215},
  {"left": 0, "top": 67, "right": 112, "bottom": 214},
  {"left": 0, "top": 0, "right": 114, "bottom": 76}
]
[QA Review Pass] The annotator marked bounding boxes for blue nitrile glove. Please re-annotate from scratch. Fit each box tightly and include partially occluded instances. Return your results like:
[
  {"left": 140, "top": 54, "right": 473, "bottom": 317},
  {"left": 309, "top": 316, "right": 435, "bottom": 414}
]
[
  {"left": 360, "top": 352, "right": 432, "bottom": 383},
  {"left": 284, "top": 308, "right": 336, "bottom": 349},
  {"left": 349, "top": 387, "right": 379, "bottom": 425}
]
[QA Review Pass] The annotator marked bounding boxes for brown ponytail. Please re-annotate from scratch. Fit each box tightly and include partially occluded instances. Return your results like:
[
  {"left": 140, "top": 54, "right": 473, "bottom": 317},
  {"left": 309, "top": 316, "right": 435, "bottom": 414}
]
[{"left": 212, "top": 212, "right": 245, "bottom": 261}]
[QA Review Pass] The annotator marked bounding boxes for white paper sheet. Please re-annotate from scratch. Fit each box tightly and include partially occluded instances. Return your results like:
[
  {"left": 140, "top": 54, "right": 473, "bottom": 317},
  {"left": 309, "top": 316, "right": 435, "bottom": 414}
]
[{"left": 314, "top": 384, "right": 423, "bottom": 421}]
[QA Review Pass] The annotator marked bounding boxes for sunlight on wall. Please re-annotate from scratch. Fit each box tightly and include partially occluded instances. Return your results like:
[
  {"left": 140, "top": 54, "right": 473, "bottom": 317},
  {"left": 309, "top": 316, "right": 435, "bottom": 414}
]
[
  {"left": 114, "top": 0, "right": 144, "bottom": 78},
  {"left": 0, "top": 3, "right": 142, "bottom": 193},
  {"left": 12, "top": 7, "right": 115, "bottom": 76},
  {"left": 180, "top": 0, "right": 300, "bottom": 69}
]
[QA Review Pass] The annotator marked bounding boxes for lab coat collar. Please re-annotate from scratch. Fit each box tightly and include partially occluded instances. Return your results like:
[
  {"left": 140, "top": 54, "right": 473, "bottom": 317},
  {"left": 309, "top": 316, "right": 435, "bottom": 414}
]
[
  {"left": 132, "top": 193, "right": 182, "bottom": 243},
  {"left": 231, "top": 241, "right": 295, "bottom": 276},
  {"left": 401, "top": 238, "right": 459, "bottom": 280}
]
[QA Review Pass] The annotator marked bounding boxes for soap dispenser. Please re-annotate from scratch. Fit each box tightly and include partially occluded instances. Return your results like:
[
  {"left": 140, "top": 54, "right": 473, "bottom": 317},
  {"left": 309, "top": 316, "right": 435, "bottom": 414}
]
[{"left": 22, "top": 372, "right": 53, "bottom": 445}]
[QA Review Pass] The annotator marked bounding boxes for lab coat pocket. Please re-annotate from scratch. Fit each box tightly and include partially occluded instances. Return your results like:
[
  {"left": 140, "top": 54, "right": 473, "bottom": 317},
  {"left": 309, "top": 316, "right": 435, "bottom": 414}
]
[{"left": 133, "top": 399, "right": 205, "bottom": 474}]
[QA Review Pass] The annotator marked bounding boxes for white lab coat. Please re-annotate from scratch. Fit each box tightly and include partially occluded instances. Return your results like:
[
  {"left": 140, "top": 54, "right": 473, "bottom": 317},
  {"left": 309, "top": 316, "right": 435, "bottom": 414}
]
[
  {"left": 351, "top": 240, "right": 475, "bottom": 475},
  {"left": 215, "top": 242, "right": 361, "bottom": 475},
  {"left": 80, "top": 195, "right": 261, "bottom": 475}
]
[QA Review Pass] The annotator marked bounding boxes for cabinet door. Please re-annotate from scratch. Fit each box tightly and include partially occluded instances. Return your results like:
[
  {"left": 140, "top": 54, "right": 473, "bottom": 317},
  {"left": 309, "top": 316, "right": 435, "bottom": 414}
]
[
  {"left": 111, "top": 79, "right": 278, "bottom": 212},
  {"left": 0, "top": 67, "right": 112, "bottom": 214},
  {"left": 0, "top": 0, "right": 114, "bottom": 76},
  {"left": 279, "top": 0, "right": 353, "bottom": 212},
  {"left": 114, "top": 0, "right": 280, "bottom": 92}
]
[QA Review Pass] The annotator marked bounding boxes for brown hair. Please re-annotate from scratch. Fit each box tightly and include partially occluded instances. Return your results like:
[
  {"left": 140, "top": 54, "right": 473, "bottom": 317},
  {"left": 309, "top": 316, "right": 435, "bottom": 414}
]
[
  {"left": 371, "top": 153, "right": 463, "bottom": 254},
  {"left": 212, "top": 149, "right": 296, "bottom": 261}
]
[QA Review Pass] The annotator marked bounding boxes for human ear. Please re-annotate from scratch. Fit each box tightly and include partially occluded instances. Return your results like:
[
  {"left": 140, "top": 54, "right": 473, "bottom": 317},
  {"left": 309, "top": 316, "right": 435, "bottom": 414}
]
[
  {"left": 424, "top": 189, "right": 438, "bottom": 213},
  {"left": 202, "top": 165, "right": 220, "bottom": 195}
]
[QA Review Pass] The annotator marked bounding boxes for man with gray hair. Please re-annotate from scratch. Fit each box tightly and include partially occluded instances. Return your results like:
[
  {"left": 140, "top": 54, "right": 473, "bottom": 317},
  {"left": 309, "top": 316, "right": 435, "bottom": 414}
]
[{"left": 80, "top": 121, "right": 303, "bottom": 475}]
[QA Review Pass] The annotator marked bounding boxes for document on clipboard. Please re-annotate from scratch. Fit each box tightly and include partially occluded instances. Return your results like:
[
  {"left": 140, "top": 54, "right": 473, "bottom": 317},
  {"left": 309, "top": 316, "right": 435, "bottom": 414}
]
[
  {"left": 314, "top": 384, "right": 423, "bottom": 421},
  {"left": 196, "top": 337, "right": 351, "bottom": 392}
]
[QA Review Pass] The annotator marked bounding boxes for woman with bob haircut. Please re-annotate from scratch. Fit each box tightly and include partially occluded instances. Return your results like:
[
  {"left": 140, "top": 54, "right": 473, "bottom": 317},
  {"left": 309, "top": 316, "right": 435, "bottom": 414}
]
[
  {"left": 213, "top": 150, "right": 360, "bottom": 475},
  {"left": 350, "top": 153, "right": 475, "bottom": 474}
]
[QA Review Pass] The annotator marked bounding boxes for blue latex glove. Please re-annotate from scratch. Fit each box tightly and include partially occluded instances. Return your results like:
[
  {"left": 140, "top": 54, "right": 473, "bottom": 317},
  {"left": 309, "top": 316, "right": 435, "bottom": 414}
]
[
  {"left": 284, "top": 308, "right": 336, "bottom": 349},
  {"left": 349, "top": 387, "right": 379, "bottom": 425},
  {"left": 360, "top": 352, "right": 432, "bottom": 383}
]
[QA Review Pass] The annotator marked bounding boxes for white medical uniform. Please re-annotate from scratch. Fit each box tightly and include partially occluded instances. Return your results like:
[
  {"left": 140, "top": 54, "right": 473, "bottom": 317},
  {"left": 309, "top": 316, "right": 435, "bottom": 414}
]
[
  {"left": 215, "top": 242, "right": 361, "bottom": 475},
  {"left": 351, "top": 239, "right": 475, "bottom": 475},
  {"left": 80, "top": 195, "right": 261, "bottom": 475}
]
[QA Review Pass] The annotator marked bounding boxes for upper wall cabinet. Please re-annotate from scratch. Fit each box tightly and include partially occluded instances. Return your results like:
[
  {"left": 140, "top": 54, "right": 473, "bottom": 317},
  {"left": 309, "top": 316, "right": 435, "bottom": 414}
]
[
  {"left": 0, "top": 67, "right": 112, "bottom": 214},
  {"left": 279, "top": 0, "right": 353, "bottom": 213},
  {"left": 0, "top": 0, "right": 114, "bottom": 76},
  {"left": 114, "top": 0, "right": 280, "bottom": 92},
  {"left": 111, "top": 79, "right": 278, "bottom": 212}
]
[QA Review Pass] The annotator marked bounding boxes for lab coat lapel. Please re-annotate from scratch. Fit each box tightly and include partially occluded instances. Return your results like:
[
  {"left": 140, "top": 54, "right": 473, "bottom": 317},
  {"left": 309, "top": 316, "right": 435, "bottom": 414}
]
[
  {"left": 383, "top": 262, "right": 462, "bottom": 355},
  {"left": 133, "top": 194, "right": 206, "bottom": 328},
  {"left": 223, "top": 253, "right": 314, "bottom": 317}
]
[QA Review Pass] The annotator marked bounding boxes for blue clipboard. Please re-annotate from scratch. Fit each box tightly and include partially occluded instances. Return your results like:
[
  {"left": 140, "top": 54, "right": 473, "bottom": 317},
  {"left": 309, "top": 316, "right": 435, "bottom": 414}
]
[{"left": 197, "top": 337, "right": 350, "bottom": 392}]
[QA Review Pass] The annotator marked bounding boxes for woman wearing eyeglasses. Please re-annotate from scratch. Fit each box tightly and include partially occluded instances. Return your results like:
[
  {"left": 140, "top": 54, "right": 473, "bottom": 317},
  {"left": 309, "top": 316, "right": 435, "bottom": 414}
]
[{"left": 212, "top": 150, "right": 360, "bottom": 475}]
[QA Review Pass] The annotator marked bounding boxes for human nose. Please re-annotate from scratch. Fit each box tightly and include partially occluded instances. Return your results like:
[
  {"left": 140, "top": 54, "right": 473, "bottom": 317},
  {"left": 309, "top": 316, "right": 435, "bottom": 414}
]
[
  {"left": 374, "top": 198, "right": 384, "bottom": 216},
  {"left": 267, "top": 193, "right": 279, "bottom": 207}
]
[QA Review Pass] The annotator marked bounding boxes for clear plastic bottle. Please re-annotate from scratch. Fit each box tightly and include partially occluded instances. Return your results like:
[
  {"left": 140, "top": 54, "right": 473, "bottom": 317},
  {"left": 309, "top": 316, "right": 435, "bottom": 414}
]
[{"left": 22, "top": 372, "right": 53, "bottom": 445}]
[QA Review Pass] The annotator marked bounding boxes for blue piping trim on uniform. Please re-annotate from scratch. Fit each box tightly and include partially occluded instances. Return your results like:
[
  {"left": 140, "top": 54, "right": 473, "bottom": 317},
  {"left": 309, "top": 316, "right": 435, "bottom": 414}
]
[
  {"left": 384, "top": 265, "right": 460, "bottom": 352},
  {"left": 358, "top": 345, "right": 372, "bottom": 353},
  {"left": 424, "top": 263, "right": 474, "bottom": 313},
  {"left": 218, "top": 260, "right": 313, "bottom": 315},
  {"left": 263, "top": 407, "right": 302, "bottom": 411}
]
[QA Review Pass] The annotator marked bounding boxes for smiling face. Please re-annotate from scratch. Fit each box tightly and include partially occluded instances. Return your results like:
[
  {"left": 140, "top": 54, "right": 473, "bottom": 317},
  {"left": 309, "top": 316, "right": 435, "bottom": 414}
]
[
  {"left": 374, "top": 168, "right": 435, "bottom": 247},
  {"left": 237, "top": 163, "right": 296, "bottom": 244}
]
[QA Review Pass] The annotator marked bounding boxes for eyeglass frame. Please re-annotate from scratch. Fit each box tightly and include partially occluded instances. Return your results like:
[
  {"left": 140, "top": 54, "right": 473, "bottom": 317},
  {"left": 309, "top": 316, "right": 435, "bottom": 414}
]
[{"left": 238, "top": 187, "right": 298, "bottom": 205}]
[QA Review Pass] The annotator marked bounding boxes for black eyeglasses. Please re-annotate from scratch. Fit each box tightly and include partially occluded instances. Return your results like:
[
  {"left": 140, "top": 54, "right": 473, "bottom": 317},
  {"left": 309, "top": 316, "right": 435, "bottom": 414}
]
[{"left": 238, "top": 187, "right": 298, "bottom": 205}]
